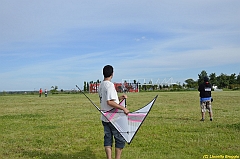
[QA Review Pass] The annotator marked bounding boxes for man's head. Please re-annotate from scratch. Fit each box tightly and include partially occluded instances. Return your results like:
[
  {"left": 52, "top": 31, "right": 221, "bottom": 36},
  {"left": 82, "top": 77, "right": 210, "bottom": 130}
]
[
  {"left": 103, "top": 65, "right": 113, "bottom": 78},
  {"left": 204, "top": 76, "right": 209, "bottom": 82}
]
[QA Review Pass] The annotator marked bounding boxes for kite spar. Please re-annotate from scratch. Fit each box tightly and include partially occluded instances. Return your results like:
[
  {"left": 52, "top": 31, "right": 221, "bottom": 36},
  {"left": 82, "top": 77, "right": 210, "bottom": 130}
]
[{"left": 76, "top": 85, "right": 158, "bottom": 144}]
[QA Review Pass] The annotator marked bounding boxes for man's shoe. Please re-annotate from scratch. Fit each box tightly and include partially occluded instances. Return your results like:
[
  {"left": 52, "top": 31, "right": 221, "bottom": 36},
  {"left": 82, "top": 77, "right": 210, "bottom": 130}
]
[
  {"left": 200, "top": 119, "right": 205, "bottom": 121},
  {"left": 210, "top": 118, "right": 212, "bottom": 121}
]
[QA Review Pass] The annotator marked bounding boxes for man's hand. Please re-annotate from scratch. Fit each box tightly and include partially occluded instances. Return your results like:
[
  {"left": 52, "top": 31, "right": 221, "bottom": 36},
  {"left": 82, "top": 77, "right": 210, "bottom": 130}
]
[
  {"left": 123, "top": 107, "right": 130, "bottom": 115},
  {"left": 119, "top": 94, "right": 127, "bottom": 100}
]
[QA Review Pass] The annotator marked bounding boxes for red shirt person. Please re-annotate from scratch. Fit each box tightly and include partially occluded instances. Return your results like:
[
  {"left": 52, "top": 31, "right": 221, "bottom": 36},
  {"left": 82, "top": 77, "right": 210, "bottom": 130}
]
[{"left": 39, "top": 88, "right": 42, "bottom": 97}]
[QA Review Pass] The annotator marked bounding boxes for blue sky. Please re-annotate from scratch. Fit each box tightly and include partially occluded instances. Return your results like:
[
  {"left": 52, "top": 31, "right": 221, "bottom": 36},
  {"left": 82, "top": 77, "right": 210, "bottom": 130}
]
[{"left": 1, "top": 0, "right": 240, "bottom": 91}]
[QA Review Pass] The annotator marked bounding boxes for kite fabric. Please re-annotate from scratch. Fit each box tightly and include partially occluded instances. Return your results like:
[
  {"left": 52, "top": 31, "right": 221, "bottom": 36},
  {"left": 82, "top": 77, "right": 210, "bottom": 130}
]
[
  {"left": 102, "top": 95, "right": 158, "bottom": 144},
  {"left": 76, "top": 84, "right": 158, "bottom": 144}
]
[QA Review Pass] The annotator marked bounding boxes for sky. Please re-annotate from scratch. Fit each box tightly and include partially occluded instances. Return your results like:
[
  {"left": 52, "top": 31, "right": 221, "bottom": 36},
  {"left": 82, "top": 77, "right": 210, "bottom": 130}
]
[{"left": 1, "top": 0, "right": 240, "bottom": 91}]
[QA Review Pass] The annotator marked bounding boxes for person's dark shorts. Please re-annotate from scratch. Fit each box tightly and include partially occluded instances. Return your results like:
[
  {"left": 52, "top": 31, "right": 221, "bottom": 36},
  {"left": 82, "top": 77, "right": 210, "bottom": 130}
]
[{"left": 102, "top": 121, "right": 125, "bottom": 149}]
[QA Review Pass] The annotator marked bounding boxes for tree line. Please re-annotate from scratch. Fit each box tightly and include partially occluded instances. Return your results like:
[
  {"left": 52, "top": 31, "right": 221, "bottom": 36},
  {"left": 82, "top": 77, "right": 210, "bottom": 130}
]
[
  {"left": 184, "top": 70, "right": 240, "bottom": 90},
  {"left": 83, "top": 70, "right": 240, "bottom": 91}
]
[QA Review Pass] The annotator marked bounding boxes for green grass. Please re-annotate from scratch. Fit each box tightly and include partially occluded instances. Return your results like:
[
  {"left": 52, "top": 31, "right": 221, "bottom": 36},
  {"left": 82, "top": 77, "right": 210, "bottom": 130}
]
[{"left": 1, "top": 91, "right": 239, "bottom": 159}]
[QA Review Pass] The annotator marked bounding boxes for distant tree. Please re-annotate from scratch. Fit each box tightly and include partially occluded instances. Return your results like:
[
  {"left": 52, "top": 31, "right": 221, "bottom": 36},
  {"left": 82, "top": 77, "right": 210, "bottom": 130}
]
[
  {"left": 159, "top": 85, "right": 162, "bottom": 89},
  {"left": 50, "top": 86, "right": 58, "bottom": 94},
  {"left": 197, "top": 71, "right": 240, "bottom": 89},
  {"left": 185, "top": 78, "right": 197, "bottom": 88},
  {"left": 217, "top": 73, "right": 229, "bottom": 88},
  {"left": 209, "top": 73, "right": 218, "bottom": 86},
  {"left": 142, "top": 85, "right": 147, "bottom": 91},
  {"left": 176, "top": 82, "right": 182, "bottom": 89},
  {"left": 163, "top": 84, "right": 168, "bottom": 88},
  {"left": 229, "top": 73, "right": 237, "bottom": 85},
  {"left": 182, "top": 83, "right": 186, "bottom": 88},
  {"left": 84, "top": 81, "right": 87, "bottom": 91},
  {"left": 152, "top": 84, "right": 158, "bottom": 90},
  {"left": 87, "top": 82, "right": 89, "bottom": 91},
  {"left": 237, "top": 73, "right": 240, "bottom": 84},
  {"left": 198, "top": 70, "right": 208, "bottom": 85},
  {"left": 172, "top": 83, "right": 182, "bottom": 89}
]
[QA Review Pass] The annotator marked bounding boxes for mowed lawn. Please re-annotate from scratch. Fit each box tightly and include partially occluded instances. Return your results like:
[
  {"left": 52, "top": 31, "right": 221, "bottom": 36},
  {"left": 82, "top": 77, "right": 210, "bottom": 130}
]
[{"left": 0, "top": 91, "right": 239, "bottom": 159}]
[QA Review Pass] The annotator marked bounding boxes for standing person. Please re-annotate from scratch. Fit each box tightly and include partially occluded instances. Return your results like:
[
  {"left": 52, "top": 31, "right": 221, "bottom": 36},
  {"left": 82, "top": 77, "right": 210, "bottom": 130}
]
[
  {"left": 39, "top": 88, "right": 42, "bottom": 97},
  {"left": 98, "top": 65, "right": 129, "bottom": 159},
  {"left": 198, "top": 76, "right": 213, "bottom": 121},
  {"left": 44, "top": 89, "right": 48, "bottom": 97}
]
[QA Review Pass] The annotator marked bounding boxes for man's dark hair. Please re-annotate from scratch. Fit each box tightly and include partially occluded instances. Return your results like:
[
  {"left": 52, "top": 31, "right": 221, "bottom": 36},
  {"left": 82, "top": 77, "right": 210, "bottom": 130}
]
[
  {"left": 204, "top": 76, "right": 209, "bottom": 82},
  {"left": 103, "top": 65, "right": 113, "bottom": 78}
]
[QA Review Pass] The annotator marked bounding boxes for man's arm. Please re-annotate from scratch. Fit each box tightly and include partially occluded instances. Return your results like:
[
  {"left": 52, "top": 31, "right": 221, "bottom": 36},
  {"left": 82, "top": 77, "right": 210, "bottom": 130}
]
[
  {"left": 107, "top": 100, "right": 129, "bottom": 115},
  {"left": 198, "top": 84, "right": 202, "bottom": 92}
]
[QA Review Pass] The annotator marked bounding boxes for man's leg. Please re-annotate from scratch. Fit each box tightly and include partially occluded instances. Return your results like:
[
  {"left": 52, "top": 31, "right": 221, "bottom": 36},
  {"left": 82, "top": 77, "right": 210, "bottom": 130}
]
[
  {"left": 112, "top": 124, "right": 125, "bottom": 159},
  {"left": 207, "top": 101, "right": 213, "bottom": 121},
  {"left": 201, "top": 112, "right": 205, "bottom": 121},
  {"left": 209, "top": 112, "right": 213, "bottom": 121},
  {"left": 102, "top": 122, "right": 113, "bottom": 159},
  {"left": 115, "top": 148, "right": 123, "bottom": 159},
  {"left": 105, "top": 146, "right": 112, "bottom": 159},
  {"left": 200, "top": 101, "right": 206, "bottom": 121}
]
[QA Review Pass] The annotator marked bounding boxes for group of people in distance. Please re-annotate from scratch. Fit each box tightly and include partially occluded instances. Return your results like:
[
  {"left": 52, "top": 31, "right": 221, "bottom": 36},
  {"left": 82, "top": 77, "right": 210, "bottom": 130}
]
[{"left": 39, "top": 88, "right": 48, "bottom": 97}]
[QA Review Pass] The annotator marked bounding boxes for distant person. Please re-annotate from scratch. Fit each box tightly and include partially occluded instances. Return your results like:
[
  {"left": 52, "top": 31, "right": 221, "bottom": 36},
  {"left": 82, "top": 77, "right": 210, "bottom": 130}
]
[
  {"left": 44, "top": 89, "right": 48, "bottom": 97},
  {"left": 198, "top": 77, "right": 213, "bottom": 121},
  {"left": 98, "top": 65, "right": 129, "bottom": 159},
  {"left": 39, "top": 88, "right": 42, "bottom": 97}
]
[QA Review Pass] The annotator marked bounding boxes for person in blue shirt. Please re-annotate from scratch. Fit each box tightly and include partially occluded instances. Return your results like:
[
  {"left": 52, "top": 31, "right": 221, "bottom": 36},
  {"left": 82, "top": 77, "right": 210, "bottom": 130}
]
[{"left": 198, "top": 77, "right": 213, "bottom": 121}]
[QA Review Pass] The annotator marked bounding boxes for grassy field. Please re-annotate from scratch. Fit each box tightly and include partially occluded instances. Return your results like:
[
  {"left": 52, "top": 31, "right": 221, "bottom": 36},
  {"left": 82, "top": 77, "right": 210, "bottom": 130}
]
[{"left": 1, "top": 91, "right": 239, "bottom": 159}]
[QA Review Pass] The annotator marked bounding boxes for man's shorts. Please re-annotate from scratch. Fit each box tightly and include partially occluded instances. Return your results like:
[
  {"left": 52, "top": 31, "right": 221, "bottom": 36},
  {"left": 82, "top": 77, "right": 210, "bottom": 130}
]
[
  {"left": 102, "top": 121, "right": 125, "bottom": 149},
  {"left": 200, "top": 100, "right": 212, "bottom": 113}
]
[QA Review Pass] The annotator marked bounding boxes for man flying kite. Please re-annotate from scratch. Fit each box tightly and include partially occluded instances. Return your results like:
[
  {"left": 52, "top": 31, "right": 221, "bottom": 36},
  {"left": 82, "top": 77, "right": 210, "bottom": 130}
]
[
  {"left": 76, "top": 65, "right": 158, "bottom": 159},
  {"left": 98, "top": 65, "right": 129, "bottom": 159}
]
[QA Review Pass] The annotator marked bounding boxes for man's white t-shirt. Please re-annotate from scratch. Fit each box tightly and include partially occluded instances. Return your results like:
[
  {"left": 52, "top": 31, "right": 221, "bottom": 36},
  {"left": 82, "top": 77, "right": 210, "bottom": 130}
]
[{"left": 98, "top": 80, "right": 119, "bottom": 122}]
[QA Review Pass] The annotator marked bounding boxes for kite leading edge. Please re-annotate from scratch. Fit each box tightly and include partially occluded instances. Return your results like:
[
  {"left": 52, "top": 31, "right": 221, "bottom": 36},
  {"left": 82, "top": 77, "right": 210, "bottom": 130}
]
[{"left": 76, "top": 85, "right": 158, "bottom": 144}]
